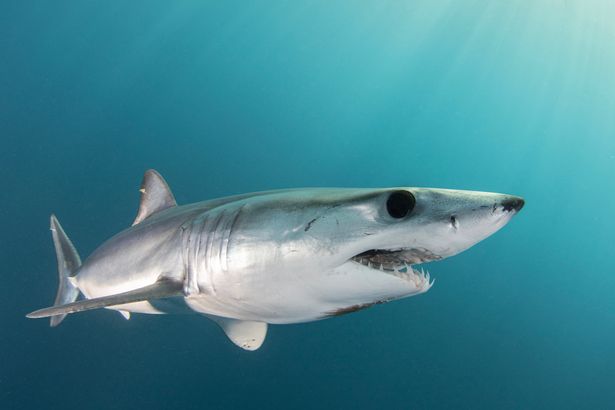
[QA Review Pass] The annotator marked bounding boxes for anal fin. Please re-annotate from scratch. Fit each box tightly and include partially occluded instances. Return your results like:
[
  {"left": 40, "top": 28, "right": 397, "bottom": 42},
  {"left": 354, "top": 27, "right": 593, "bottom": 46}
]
[
  {"left": 207, "top": 316, "right": 268, "bottom": 351},
  {"left": 27, "top": 277, "right": 183, "bottom": 319}
]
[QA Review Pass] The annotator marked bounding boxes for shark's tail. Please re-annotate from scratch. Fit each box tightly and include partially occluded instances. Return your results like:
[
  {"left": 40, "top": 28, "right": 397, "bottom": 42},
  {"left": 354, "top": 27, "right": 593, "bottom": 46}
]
[{"left": 48, "top": 214, "right": 81, "bottom": 327}]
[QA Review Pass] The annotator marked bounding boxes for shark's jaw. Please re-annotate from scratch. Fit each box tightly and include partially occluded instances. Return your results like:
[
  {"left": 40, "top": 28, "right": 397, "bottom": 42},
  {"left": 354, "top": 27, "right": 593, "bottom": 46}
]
[{"left": 350, "top": 248, "right": 436, "bottom": 288}]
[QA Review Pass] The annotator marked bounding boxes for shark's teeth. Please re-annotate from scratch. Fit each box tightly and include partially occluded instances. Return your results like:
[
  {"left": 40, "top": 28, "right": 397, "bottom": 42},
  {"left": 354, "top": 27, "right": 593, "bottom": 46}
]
[{"left": 350, "top": 258, "right": 434, "bottom": 290}]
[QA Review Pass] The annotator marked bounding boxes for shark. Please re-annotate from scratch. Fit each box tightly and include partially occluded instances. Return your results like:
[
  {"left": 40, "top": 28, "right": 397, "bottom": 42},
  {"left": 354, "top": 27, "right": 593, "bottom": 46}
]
[{"left": 27, "top": 170, "right": 524, "bottom": 350}]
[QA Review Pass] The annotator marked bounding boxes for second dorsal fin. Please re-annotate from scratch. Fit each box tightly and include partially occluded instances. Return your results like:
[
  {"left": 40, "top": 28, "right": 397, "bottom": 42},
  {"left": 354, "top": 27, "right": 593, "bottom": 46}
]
[{"left": 132, "top": 169, "right": 177, "bottom": 225}]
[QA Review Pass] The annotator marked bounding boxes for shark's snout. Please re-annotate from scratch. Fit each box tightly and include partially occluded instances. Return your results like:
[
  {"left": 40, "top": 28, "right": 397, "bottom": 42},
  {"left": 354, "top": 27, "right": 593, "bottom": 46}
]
[{"left": 501, "top": 196, "right": 525, "bottom": 213}]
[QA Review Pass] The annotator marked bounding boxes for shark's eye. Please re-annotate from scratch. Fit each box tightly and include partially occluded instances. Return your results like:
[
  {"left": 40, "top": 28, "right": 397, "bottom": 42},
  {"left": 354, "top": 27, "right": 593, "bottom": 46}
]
[{"left": 386, "top": 191, "right": 415, "bottom": 219}]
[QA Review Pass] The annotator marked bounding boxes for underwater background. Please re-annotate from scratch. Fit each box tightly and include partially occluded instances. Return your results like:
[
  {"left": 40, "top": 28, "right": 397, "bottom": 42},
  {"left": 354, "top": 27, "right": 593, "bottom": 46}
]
[{"left": 2, "top": 1, "right": 615, "bottom": 409}]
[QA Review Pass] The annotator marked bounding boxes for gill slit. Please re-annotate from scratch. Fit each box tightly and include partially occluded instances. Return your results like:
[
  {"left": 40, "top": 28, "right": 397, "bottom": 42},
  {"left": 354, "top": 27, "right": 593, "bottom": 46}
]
[
  {"left": 222, "top": 204, "right": 243, "bottom": 272},
  {"left": 208, "top": 211, "right": 226, "bottom": 294},
  {"left": 180, "top": 218, "right": 200, "bottom": 296}
]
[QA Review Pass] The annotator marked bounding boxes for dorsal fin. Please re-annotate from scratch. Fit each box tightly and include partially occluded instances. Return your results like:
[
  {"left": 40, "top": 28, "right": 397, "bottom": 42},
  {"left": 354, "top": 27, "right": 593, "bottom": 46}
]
[{"left": 132, "top": 169, "right": 177, "bottom": 225}]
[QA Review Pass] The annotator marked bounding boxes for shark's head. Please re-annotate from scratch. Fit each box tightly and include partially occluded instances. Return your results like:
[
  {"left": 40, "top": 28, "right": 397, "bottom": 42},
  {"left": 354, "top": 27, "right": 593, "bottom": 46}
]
[
  {"left": 340, "top": 188, "right": 524, "bottom": 267},
  {"left": 212, "top": 188, "right": 524, "bottom": 322}
]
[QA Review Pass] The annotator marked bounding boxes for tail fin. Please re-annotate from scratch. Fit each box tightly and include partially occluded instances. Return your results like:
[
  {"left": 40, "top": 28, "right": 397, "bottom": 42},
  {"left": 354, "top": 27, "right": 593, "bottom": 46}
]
[{"left": 49, "top": 214, "right": 81, "bottom": 327}]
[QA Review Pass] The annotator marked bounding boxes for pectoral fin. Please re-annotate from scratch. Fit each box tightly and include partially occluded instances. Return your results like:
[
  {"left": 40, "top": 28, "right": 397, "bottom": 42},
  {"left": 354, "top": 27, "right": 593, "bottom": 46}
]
[
  {"left": 26, "top": 277, "right": 183, "bottom": 319},
  {"left": 207, "top": 316, "right": 268, "bottom": 351}
]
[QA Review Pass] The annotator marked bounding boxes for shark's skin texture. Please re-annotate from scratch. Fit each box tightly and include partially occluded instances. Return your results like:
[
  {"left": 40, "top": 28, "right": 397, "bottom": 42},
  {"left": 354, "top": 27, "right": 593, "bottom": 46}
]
[{"left": 28, "top": 170, "right": 524, "bottom": 350}]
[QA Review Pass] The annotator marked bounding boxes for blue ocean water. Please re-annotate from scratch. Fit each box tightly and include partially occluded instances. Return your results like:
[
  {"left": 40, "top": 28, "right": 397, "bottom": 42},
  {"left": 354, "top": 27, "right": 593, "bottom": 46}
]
[{"left": 2, "top": 1, "right": 614, "bottom": 409}]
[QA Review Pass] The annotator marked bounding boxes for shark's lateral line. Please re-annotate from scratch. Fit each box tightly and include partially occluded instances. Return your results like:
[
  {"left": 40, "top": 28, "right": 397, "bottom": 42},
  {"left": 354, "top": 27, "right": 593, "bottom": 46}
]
[{"left": 27, "top": 170, "right": 524, "bottom": 350}]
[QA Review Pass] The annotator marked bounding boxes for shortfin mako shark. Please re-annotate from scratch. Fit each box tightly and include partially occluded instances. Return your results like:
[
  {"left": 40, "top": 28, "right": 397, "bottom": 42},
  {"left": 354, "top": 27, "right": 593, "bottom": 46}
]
[{"left": 27, "top": 170, "right": 524, "bottom": 350}]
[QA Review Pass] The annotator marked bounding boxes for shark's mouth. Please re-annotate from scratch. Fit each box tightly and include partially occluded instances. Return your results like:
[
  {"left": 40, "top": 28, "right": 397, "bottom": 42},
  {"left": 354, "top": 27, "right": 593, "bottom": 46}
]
[{"left": 350, "top": 248, "right": 441, "bottom": 287}]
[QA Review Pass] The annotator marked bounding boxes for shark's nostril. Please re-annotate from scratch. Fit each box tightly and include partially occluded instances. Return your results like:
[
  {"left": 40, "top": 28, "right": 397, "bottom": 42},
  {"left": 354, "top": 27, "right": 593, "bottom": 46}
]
[
  {"left": 501, "top": 197, "right": 525, "bottom": 212},
  {"left": 450, "top": 215, "right": 458, "bottom": 230}
]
